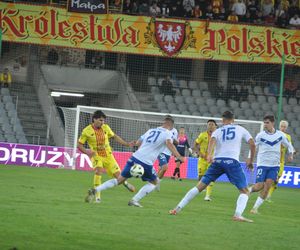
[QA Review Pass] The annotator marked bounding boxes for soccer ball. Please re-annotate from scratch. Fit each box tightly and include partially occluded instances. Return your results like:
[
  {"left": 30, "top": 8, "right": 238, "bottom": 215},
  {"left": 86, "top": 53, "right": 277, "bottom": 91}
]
[{"left": 130, "top": 164, "right": 144, "bottom": 178}]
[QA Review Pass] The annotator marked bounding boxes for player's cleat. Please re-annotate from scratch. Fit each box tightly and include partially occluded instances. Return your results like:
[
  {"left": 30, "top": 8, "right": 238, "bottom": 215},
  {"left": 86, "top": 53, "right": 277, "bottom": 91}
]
[
  {"left": 265, "top": 197, "right": 273, "bottom": 203},
  {"left": 250, "top": 209, "right": 260, "bottom": 214},
  {"left": 178, "top": 178, "right": 182, "bottom": 181},
  {"left": 128, "top": 200, "right": 143, "bottom": 207},
  {"left": 155, "top": 181, "right": 161, "bottom": 192},
  {"left": 204, "top": 196, "right": 212, "bottom": 201},
  {"left": 169, "top": 209, "right": 177, "bottom": 215},
  {"left": 232, "top": 215, "right": 253, "bottom": 223},
  {"left": 171, "top": 176, "right": 175, "bottom": 180},
  {"left": 123, "top": 181, "right": 136, "bottom": 192},
  {"left": 85, "top": 188, "right": 96, "bottom": 203},
  {"left": 95, "top": 198, "right": 101, "bottom": 203}
]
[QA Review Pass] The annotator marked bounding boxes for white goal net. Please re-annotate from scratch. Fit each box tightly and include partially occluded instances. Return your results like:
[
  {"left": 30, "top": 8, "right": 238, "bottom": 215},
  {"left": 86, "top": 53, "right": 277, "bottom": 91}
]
[{"left": 61, "top": 106, "right": 263, "bottom": 172}]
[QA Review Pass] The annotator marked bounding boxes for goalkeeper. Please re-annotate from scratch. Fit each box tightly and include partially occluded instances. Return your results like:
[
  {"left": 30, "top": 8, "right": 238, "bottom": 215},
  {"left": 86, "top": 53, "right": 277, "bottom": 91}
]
[
  {"left": 78, "top": 110, "right": 135, "bottom": 203},
  {"left": 193, "top": 120, "right": 217, "bottom": 201}
]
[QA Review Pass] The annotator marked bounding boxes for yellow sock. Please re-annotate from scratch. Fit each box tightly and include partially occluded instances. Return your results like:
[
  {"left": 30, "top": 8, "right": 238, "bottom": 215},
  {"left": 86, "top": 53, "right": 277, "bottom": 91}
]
[
  {"left": 268, "top": 183, "right": 276, "bottom": 198},
  {"left": 206, "top": 182, "right": 214, "bottom": 197},
  {"left": 94, "top": 174, "right": 102, "bottom": 200}
]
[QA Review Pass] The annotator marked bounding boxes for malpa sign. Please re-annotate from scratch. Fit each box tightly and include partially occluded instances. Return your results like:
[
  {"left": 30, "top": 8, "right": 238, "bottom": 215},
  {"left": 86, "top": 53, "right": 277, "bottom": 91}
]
[
  {"left": 68, "top": 0, "right": 107, "bottom": 14},
  {"left": 0, "top": 142, "right": 93, "bottom": 170}
]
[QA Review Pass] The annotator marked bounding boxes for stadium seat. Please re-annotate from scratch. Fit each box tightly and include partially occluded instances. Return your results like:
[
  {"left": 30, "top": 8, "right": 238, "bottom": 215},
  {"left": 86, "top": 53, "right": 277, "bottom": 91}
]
[
  {"left": 209, "top": 106, "right": 218, "bottom": 115},
  {"left": 189, "top": 81, "right": 198, "bottom": 89},
  {"left": 281, "top": 97, "right": 288, "bottom": 105},
  {"left": 174, "top": 96, "right": 184, "bottom": 104},
  {"left": 160, "top": 109, "right": 169, "bottom": 114},
  {"left": 178, "top": 104, "right": 188, "bottom": 112},
  {"left": 233, "top": 108, "right": 243, "bottom": 117},
  {"left": 216, "top": 99, "right": 226, "bottom": 107},
  {"left": 262, "top": 103, "right": 271, "bottom": 112},
  {"left": 154, "top": 94, "right": 163, "bottom": 102},
  {"left": 244, "top": 109, "right": 254, "bottom": 117},
  {"left": 251, "top": 102, "right": 260, "bottom": 110},
  {"left": 293, "top": 105, "right": 300, "bottom": 113},
  {"left": 164, "top": 95, "right": 174, "bottom": 103},
  {"left": 5, "top": 102, "right": 15, "bottom": 111},
  {"left": 188, "top": 104, "right": 197, "bottom": 113},
  {"left": 240, "top": 101, "right": 250, "bottom": 109},
  {"left": 179, "top": 80, "right": 188, "bottom": 88},
  {"left": 181, "top": 111, "right": 190, "bottom": 115},
  {"left": 151, "top": 86, "right": 159, "bottom": 94},
  {"left": 192, "top": 111, "right": 201, "bottom": 116},
  {"left": 286, "top": 112, "right": 296, "bottom": 121},
  {"left": 288, "top": 98, "right": 298, "bottom": 106},
  {"left": 167, "top": 103, "right": 177, "bottom": 111},
  {"left": 206, "top": 98, "right": 215, "bottom": 106},
  {"left": 182, "top": 89, "right": 191, "bottom": 97},
  {"left": 295, "top": 127, "right": 300, "bottom": 136},
  {"left": 185, "top": 96, "right": 194, "bottom": 105},
  {"left": 195, "top": 97, "right": 205, "bottom": 106},
  {"left": 267, "top": 96, "right": 277, "bottom": 104},
  {"left": 199, "top": 81, "right": 208, "bottom": 90},
  {"left": 253, "top": 86, "right": 263, "bottom": 95},
  {"left": 257, "top": 95, "right": 267, "bottom": 104},
  {"left": 157, "top": 78, "right": 164, "bottom": 86},
  {"left": 148, "top": 77, "right": 156, "bottom": 86},
  {"left": 2, "top": 95, "right": 13, "bottom": 103},
  {"left": 199, "top": 105, "right": 209, "bottom": 113},
  {"left": 263, "top": 87, "right": 269, "bottom": 95},
  {"left": 271, "top": 104, "right": 278, "bottom": 113},
  {"left": 290, "top": 120, "right": 299, "bottom": 129},
  {"left": 220, "top": 106, "right": 229, "bottom": 114},
  {"left": 202, "top": 91, "right": 211, "bottom": 98},
  {"left": 192, "top": 89, "right": 201, "bottom": 97},
  {"left": 157, "top": 101, "right": 166, "bottom": 110},
  {"left": 283, "top": 105, "right": 292, "bottom": 113},
  {"left": 229, "top": 99, "right": 239, "bottom": 109},
  {"left": 247, "top": 94, "right": 256, "bottom": 102},
  {"left": 171, "top": 109, "right": 180, "bottom": 114}
]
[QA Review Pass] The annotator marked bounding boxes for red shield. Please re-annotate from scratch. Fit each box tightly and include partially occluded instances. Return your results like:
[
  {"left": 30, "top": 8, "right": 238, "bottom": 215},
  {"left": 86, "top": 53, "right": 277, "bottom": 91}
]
[{"left": 155, "top": 21, "right": 186, "bottom": 56}]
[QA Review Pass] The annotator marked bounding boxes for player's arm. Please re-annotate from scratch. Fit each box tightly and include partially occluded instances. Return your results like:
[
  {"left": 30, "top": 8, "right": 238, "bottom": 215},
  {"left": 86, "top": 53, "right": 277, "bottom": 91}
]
[
  {"left": 206, "top": 137, "right": 216, "bottom": 163},
  {"left": 77, "top": 142, "right": 95, "bottom": 157},
  {"left": 166, "top": 139, "right": 184, "bottom": 163},
  {"left": 282, "top": 136, "right": 295, "bottom": 162},
  {"left": 193, "top": 139, "right": 201, "bottom": 157},
  {"left": 186, "top": 140, "right": 193, "bottom": 155},
  {"left": 113, "top": 134, "right": 135, "bottom": 147},
  {"left": 246, "top": 138, "right": 256, "bottom": 170}
]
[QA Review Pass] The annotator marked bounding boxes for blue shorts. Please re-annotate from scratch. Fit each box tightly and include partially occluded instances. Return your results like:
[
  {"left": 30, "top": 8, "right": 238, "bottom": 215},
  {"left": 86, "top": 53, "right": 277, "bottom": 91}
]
[
  {"left": 202, "top": 158, "right": 247, "bottom": 190},
  {"left": 121, "top": 156, "right": 157, "bottom": 182},
  {"left": 158, "top": 153, "right": 171, "bottom": 167},
  {"left": 256, "top": 166, "right": 279, "bottom": 183}
]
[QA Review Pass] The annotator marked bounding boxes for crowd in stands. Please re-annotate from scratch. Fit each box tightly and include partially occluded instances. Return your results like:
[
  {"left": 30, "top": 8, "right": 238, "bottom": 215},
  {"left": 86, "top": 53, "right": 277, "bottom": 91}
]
[
  {"left": 122, "top": 0, "right": 300, "bottom": 29},
  {"left": 4, "top": 0, "right": 300, "bottom": 29}
]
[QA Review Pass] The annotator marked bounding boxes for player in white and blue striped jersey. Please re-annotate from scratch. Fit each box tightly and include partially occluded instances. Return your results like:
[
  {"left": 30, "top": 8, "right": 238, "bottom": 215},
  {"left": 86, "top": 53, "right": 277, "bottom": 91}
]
[
  {"left": 85, "top": 115, "right": 184, "bottom": 207},
  {"left": 169, "top": 111, "right": 256, "bottom": 223},
  {"left": 249, "top": 115, "right": 294, "bottom": 214}
]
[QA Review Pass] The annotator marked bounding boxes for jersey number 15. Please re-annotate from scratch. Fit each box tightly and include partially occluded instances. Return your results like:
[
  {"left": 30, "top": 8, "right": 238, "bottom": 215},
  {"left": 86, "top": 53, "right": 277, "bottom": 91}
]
[{"left": 221, "top": 127, "right": 236, "bottom": 141}]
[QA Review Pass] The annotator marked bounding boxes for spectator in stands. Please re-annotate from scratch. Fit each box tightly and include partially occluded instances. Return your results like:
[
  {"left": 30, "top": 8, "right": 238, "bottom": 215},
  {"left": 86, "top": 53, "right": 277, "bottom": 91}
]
[
  {"left": 254, "top": 10, "right": 264, "bottom": 24},
  {"left": 169, "top": 1, "right": 183, "bottom": 17},
  {"left": 0, "top": 68, "right": 12, "bottom": 88},
  {"left": 227, "top": 10, "right": 239, "bottom": 22},
  {"left": 123, "top": 0, "right": 132, "bottom": 14},
  {"left": 228, "top": 84, "right": 238, "bottom": 100},
  {"left": 160, "top": 75, "right": 176, "bottom": 97},
  {"left": 240, "top": 85, "right": 249, "bottom": 101},
  {"left": 216, "top": 82, "right": 225, "bottom": 99},
  {"left": 231, "top": 0, "right": 246, "bottom": 21},
  {"left": 47, "top": 48, "right": 59, "bottom": 65},
  {"left": 161, "top": 2, "right": 170, "bottom": 17},
  {"left": 261, "top": 0, "right": 274, "bottom": 18},
  {"left": 268, "top": 81, "right": 279, "bottom": 96},
  {"left": 284, "top": 78, "right": 298, "bottom": 97},
  {"left": 212, "top": 0, "right": 222, "bottom": 15},
  {"left": 198, "top": 0, "right": 207, "bottom": 13},
  {"left": 289, "top": 14, "right": 300, "bottom": 28},
  {"left": 192, "top": 4, "right": 202, "bottom": 18},
  {"left": 276, "top": 11, "right": 289, "bottom": 28},
  {"left": 247, "top": 0, "right": 258, "bottom": 20},
  {"left": 183, "top": 0, "right": 195, "bottom": 17},
  {"left": 288, "top": 1, "right": 300, "bottom": 19},
  {"left": 149, "top": 1, "right": 161, "bottom": 16},
  {"left": 204, "top": 5, "right": 215, "bottom": 20},
  {"left": 138, "top": 0, "right": 149, "bottom": 15},
  {"left": 215, "top": 7, "right": 227, "bottom": 21}
]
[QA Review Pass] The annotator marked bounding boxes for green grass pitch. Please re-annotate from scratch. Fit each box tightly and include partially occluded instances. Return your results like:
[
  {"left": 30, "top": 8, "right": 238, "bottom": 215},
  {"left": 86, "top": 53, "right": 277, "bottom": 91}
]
[{"left": 0, "top": 165, "right": 299, "bottom": 250}]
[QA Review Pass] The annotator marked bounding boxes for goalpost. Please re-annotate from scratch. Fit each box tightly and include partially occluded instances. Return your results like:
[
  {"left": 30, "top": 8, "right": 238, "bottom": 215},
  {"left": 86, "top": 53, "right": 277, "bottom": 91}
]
[{"left": 61, "top": 105, "right": 264, "bottom": 174}]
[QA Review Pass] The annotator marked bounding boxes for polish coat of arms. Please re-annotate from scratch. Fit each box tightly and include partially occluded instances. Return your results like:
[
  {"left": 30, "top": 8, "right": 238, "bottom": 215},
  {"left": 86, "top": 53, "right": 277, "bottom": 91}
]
[{"left": 145, "top": 18, "right": 196, "bottom": 57}]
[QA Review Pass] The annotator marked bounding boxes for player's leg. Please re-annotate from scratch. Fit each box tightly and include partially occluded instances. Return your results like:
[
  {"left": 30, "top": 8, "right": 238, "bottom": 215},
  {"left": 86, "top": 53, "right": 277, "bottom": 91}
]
[
  {"left": 251, "top": 167, "right": 279, "bottom": 214},
  {"left": 172, "top": 160, "right": 180, "bottom": 179},
  {"left": 248, "top": 166, "right": 266, "bottom": 193},
  {"left": 129, "top": 165, "right": 158, "bottom": 207},
  {"left": 157, "top": 153, "right": 170, "bottom": 179},
  {"left": 169, "top": 161, "right": 223, "bottom": 215},
  {"left": 267, "top": 164, "right": 283, "bottom": 202},
  {"left": 203, "top": 162, "right": 213, "bottom": 201},
  {"left": 106, "top": 156, "right": 136, "bottom": 193},
  {"left": 90, "top": 156, "right": 103, "bottom": 203},
  {"left": 197, "top": 158, "right": 206, "bottom": 181},
  {"left": 225, "top": 160, "right": 253, "bottom": 222}
]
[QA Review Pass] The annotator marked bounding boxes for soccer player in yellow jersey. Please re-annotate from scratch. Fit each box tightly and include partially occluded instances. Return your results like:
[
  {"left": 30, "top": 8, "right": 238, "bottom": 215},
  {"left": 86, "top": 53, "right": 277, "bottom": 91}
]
[
  {"left": 194, "top": 120, "right": 217, "bottom": 201},
  {"left": 266, "top": 120, "right": 293, "bottom": 202},
  {"left": 78, "top": 110, "right": 135, "bottom": 203}
]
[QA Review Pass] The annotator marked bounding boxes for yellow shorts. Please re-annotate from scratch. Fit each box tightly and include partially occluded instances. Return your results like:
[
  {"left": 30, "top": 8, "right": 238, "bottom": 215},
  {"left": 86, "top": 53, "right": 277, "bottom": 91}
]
[
  {"left": 92, "top": 153, "right": 120, "bottom": 177},
  {"left": 278, "top": 163, "right": 284, "bottom": 177},
  {"left": 198, "top": 158, "right": 210, "bottom": 176}
]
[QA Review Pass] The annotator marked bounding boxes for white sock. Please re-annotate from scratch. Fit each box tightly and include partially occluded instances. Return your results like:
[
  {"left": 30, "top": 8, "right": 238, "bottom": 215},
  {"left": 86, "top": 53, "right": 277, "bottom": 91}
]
[
  {"left": 234, "top": 193, "right": 249, "bottom": 217},
  {"left": 248, "top": 186, "right": 253, "bottom": 193},
  {"left": 253, "top": 196, "right": 264, "bottom": 210},
  {"left": 176, "top": 187, "right": 200, "bottom": 212},
  {"left": 95, "top": 178, "right": 118, "bottom": 192},
  {"left": 132, "top": 183, "right": 156, "bottom": 202}
]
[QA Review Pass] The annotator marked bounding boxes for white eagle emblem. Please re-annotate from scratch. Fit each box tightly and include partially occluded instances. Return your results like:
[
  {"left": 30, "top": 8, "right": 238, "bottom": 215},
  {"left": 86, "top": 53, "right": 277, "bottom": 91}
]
[{"left": 157, "top": 24, "right": 183, "bottom": 52}]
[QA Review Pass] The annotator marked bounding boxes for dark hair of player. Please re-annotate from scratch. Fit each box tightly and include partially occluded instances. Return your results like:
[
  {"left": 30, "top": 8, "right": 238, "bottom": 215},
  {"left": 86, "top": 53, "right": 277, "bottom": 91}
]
[
  {"left": 222, "top": 111, "right": 234, "bottom": 120},
  {"left": 92, "top": 110, "right": 106, "bottom": 121}
]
